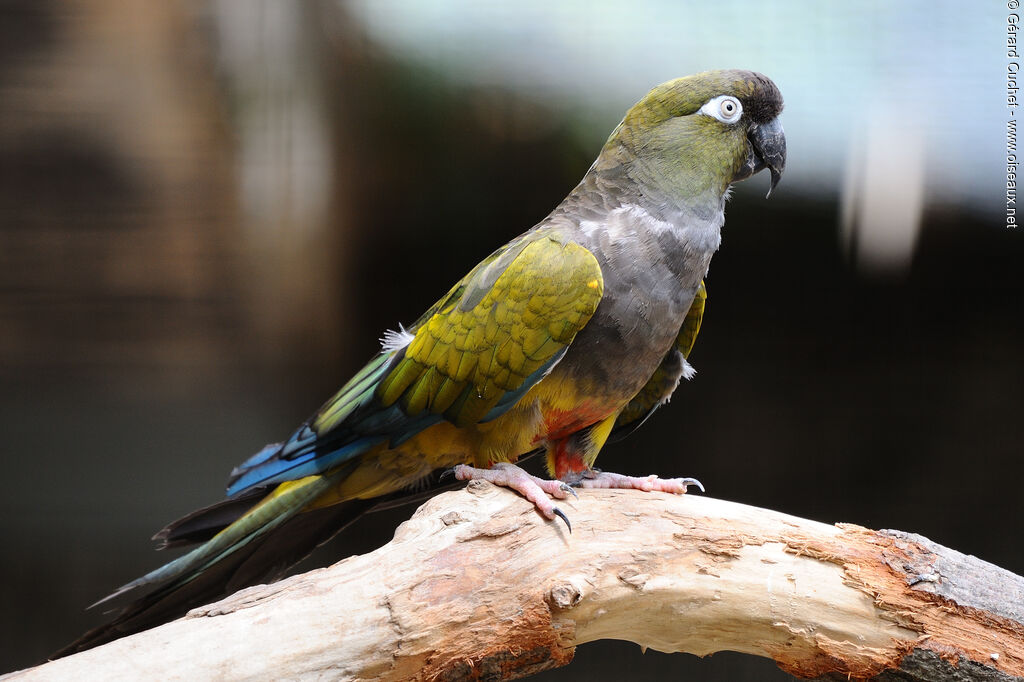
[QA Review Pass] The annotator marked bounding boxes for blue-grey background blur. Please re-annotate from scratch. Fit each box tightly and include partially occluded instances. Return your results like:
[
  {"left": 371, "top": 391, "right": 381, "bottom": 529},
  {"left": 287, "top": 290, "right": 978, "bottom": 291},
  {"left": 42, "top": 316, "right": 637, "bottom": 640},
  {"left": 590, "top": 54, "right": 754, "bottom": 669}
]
[{"left": 1, "top": 1, "right": 1020, "bottom": 678}]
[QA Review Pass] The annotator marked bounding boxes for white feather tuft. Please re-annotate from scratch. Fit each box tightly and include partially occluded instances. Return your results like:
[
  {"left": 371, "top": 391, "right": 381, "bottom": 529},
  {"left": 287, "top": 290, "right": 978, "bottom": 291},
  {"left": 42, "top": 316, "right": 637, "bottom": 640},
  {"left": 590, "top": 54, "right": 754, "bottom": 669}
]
[
  {"left": 681, "top": 359, "right": 697, "bottom": 381},
  {"left": 379, "top": 324, "right": 414, "bottom": 353}
]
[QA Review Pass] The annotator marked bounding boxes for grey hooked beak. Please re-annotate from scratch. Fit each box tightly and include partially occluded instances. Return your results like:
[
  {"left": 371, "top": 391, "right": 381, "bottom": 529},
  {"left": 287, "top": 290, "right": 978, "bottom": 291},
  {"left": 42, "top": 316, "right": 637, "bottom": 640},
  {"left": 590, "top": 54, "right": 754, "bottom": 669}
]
[{"left": 739, "top": 117, "right": 786, "bottom": 198}]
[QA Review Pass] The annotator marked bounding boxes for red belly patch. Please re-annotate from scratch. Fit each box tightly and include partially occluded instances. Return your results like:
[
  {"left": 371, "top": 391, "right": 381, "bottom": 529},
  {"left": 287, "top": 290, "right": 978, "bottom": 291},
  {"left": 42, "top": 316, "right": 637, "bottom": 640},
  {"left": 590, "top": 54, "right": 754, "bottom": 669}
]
[
  {"left": 551, "top": 439, "right": 589, "bottom": 479},
  {"left": 541, "top": 402, "right": 608, "bottom": 442}
]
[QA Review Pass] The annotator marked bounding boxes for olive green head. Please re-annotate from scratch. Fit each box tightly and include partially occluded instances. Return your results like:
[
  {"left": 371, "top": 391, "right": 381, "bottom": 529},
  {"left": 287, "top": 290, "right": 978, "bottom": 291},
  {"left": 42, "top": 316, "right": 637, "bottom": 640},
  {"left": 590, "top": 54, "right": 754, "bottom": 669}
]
[{"left": 597, "top": 69, "right": 786, "bottom": 200}]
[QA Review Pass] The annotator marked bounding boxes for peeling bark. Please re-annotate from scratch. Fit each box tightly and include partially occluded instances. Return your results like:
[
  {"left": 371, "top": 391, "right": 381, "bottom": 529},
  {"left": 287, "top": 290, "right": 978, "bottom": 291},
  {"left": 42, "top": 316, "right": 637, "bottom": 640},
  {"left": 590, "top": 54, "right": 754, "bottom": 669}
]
[{"left": 7, "top": 482, "right": 1022, "bottom": 681}]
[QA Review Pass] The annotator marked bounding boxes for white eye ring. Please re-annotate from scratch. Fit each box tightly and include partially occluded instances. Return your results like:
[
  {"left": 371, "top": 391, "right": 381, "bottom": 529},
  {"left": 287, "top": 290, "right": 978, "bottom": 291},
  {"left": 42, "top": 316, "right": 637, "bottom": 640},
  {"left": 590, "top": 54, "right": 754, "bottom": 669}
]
[{"left": 700, "top": 95, "right": 743, "bottom": 124}]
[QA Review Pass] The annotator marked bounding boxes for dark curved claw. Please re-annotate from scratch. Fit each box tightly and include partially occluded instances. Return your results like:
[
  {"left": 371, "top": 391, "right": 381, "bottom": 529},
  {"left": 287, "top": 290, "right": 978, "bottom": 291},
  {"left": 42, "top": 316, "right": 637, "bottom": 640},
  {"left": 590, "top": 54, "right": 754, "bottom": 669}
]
[
  {"left": 559, "top": 482, "right": 579, "bottom": 500},
  {"left": 552, "top": 507, "right": 572, "bottom": 534},
  {"left": 681, "top": 477, "right": 705, "bottom": 493},
  {"left": 439, "top": 467, "right": 457, "bottom": 483}
]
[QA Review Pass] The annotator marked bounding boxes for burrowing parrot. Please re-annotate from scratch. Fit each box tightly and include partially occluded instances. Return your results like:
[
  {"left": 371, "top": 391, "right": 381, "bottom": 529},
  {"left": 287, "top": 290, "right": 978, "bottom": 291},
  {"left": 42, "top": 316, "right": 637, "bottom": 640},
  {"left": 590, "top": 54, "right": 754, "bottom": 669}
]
[{"left": 60, "top": 69, "right": 784, "bottom": 656}]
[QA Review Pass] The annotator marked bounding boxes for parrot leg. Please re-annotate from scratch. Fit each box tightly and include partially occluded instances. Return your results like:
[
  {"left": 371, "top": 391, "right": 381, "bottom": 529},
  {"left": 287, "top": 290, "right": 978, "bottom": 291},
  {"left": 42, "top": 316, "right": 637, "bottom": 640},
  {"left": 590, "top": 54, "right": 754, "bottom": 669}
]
[
  {"left": 454, "top": 462, "right": 576, "bottom": 530},
  {"left": 573, "top": 469, "right": 705, "bottom": 494}
]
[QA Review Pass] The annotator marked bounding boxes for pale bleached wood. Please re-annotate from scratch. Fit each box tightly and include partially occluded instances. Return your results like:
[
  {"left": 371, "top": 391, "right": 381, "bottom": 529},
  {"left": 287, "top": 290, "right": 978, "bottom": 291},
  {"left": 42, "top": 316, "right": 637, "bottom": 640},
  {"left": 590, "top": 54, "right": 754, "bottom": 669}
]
[{"left": 7, "top": 482, "right": 1023, "bottom": 681}]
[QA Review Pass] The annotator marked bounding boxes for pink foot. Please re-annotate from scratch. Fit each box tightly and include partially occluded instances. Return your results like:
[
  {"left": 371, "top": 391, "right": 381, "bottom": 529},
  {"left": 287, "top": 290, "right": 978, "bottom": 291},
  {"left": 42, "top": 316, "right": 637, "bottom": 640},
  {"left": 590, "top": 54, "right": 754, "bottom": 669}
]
[
  {"left": 454, "top": 462, "right": 576, "bottom": 530},
  {"left": 575, "top": 470, "right": 704, "bottom": 494}
]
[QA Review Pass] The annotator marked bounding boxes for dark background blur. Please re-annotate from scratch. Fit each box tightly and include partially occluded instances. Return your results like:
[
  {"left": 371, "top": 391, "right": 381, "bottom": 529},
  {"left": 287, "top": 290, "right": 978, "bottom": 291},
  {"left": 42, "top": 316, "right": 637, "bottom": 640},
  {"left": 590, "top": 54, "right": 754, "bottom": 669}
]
[{"left": 1, "top": 1, "right": 1020, "bottom": 679}]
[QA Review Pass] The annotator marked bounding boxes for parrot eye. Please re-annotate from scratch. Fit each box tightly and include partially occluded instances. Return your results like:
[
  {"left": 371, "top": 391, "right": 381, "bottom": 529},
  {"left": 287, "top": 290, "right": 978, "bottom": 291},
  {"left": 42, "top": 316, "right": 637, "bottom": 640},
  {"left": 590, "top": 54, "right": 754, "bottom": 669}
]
[{"left": 700, "top": 95, "right": 743, "bottom": 124}]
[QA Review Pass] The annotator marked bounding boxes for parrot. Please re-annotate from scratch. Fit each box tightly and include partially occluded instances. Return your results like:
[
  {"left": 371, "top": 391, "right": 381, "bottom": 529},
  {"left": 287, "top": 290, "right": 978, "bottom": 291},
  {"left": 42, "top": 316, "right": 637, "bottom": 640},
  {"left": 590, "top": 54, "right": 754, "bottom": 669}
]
[{"left": 57, "top": 69, "right": 785, "bottom": 657}]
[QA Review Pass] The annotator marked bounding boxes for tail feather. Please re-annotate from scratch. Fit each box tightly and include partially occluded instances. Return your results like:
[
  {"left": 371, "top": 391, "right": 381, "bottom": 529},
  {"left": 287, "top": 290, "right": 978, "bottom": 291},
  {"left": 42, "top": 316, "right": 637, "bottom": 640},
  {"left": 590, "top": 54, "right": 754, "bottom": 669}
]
[
  {"left": 54, "top": 498, "right": 372, "bottom": 658},
  {"left": 152, "top": 486, "right": 269, "bottom": 549},
  {"left": 53, "top": 463, "right": 471, "bottom": 660},
  {"left": 91, "top": 468, "right": 351, "bottom": 613},
  {"left": 55, "top": 472, "right": 366, "bottom": 658}
]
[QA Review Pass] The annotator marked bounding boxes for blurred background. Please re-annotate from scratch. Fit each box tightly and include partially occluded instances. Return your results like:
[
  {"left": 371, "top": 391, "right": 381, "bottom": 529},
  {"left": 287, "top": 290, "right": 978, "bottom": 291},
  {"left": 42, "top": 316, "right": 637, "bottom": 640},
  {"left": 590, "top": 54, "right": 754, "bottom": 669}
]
[{"left": 1, "top": 1, "right": 1019, "bottom": 678}]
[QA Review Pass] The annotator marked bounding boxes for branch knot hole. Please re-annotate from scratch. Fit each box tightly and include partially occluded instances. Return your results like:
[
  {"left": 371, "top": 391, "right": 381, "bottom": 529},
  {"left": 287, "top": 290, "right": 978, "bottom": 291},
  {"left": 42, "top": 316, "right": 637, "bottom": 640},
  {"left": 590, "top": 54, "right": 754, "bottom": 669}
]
[
  {"left": 440, "top": 511, "right": 468, "bottom": 526},
  {"left": 548, "top": 580, "right": 584, "bottom": 610},
  {"left": 466, "top": 479, "right": 493, "bottom": 495}
]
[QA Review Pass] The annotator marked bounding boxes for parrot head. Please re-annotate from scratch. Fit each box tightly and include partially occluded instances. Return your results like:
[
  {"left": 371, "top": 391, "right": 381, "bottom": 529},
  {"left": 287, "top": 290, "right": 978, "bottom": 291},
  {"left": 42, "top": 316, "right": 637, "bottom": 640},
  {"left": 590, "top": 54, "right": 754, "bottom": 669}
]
[{"left": 596, "top": 69, "right": 786, "bottom": 200}]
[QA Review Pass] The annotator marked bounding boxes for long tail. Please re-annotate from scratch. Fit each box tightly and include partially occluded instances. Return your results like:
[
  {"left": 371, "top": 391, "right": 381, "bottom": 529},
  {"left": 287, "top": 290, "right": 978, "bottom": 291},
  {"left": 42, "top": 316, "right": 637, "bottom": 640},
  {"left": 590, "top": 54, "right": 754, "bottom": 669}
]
[
  {"left": 54, "top": 460, "right": 470, "bottom": 659},
  {"left": 54, "top": 466, "right": 365, "bottom": 658}
]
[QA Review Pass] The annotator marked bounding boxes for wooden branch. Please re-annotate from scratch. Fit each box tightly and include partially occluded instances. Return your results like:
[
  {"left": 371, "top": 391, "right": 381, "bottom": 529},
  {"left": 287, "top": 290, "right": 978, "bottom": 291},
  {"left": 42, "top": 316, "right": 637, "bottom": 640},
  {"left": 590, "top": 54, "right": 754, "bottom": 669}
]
[{"left": 8, "top": 482, "right": 1023, "bottom": 681}]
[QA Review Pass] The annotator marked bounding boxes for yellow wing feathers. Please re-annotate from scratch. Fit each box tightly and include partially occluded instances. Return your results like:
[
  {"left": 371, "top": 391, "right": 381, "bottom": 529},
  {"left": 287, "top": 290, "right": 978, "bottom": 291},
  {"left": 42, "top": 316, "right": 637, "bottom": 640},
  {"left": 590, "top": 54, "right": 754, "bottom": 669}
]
[
  {"left": 676, "top": 280, "right": 706, "bottom": 359},
  {"left": 377, "top": 237, "right": 604, "bottom": 427}
]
